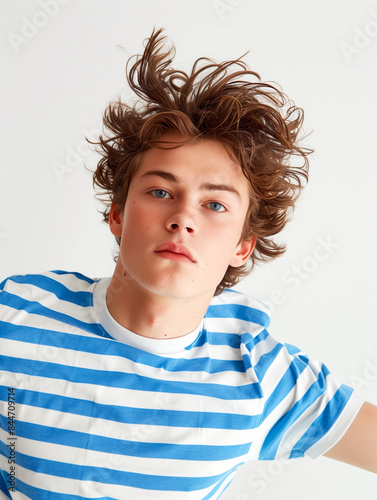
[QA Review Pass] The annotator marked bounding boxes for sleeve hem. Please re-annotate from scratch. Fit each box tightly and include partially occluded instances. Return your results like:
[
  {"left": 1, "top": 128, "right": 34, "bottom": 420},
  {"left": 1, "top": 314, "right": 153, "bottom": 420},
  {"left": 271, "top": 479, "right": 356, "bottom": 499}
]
[{"left": 306, "top": 390, "right": 365, "bottom": 459}]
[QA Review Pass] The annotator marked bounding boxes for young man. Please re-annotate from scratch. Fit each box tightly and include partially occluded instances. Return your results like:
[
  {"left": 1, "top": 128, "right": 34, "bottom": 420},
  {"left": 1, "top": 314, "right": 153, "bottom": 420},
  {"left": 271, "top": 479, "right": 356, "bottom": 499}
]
[{"left": 0, "top": 28, "right": 376, "bottom": 499}]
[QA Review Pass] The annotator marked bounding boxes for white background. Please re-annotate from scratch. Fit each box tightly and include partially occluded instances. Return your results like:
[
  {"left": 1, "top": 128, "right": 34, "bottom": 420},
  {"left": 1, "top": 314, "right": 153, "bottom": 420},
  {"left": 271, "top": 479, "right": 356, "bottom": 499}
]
[{"left": 1, "top": 0, "right": 376, "bottom": 498}]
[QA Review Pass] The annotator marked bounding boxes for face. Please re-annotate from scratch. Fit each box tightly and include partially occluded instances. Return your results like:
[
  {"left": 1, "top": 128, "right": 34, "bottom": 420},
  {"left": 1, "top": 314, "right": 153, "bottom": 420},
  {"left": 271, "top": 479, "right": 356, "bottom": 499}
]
[{"left": 109, "top": 132, "right": 256, "bottom": 301}]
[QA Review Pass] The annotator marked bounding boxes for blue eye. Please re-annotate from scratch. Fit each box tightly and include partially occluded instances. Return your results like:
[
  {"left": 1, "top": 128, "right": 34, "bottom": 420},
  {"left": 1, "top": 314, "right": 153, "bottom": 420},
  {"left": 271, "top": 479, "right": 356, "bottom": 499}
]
[
  {"left": 209, "top": 202, "right": 226, "bottom": 212},
  {"left": 152, "top": 189, "right": 170, "bottom": 199}
]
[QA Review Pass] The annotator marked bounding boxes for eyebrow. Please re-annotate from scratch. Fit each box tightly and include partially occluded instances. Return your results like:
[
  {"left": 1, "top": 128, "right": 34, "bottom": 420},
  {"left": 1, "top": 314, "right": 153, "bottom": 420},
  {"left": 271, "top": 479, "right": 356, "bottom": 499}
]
[{"left": 139, "top": 170, "right": 242, "bottom": 200}]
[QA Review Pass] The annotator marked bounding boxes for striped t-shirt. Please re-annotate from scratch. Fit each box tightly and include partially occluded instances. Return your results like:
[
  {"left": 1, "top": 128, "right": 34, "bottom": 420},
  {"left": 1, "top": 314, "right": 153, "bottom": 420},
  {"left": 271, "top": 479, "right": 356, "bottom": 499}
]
[{"left": 0, "top": 271, "right": 363, "bottom": 499}]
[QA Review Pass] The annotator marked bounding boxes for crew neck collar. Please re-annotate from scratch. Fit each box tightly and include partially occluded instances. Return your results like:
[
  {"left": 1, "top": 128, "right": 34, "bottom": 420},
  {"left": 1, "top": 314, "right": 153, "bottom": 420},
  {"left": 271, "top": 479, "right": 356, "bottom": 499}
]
[{"left": 92, "top": 278, "right": 203, "bottom": 355}]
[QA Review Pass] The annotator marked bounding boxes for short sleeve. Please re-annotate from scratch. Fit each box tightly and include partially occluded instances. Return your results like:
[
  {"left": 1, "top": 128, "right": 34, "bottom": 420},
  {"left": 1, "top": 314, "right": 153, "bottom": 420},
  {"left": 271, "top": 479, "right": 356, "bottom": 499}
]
[{"left": 249, "top": 338, "right": 364, "bottom": 461}]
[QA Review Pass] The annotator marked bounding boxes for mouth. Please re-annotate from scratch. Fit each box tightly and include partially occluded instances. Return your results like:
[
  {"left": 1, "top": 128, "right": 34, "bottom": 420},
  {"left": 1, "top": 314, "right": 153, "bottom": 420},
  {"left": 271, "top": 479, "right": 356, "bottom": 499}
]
[{"left": 154, "top": 242, "right": 195, "bottom": 263}]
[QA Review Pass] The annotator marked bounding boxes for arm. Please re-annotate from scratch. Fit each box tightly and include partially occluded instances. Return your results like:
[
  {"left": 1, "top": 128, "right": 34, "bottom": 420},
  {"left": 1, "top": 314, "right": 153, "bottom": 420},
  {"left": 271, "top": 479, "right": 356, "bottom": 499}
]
[{"left": 324, "top": 401, "right": 377, "bottom": 473}]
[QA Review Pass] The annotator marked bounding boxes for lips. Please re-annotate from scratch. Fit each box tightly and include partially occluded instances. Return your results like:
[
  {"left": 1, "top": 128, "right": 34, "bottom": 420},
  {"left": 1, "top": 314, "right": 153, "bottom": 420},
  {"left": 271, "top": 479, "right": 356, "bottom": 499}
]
[{"left": 154, "top": 242, "right": 195, "bottom": 263}]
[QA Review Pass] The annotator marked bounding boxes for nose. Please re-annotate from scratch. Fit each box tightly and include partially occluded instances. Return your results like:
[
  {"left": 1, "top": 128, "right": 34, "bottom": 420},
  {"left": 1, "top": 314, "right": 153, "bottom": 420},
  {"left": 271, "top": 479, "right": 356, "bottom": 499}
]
[{"left": 165, "top": 205, "right": 197, "bottom": 235}]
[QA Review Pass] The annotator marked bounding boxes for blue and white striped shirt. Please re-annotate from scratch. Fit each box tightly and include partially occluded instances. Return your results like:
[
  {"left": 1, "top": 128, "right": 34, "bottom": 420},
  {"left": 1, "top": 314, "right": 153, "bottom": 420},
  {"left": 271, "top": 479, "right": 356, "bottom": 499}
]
[{"left": 0, "top": 271, "right": 363, "bottom": 499}]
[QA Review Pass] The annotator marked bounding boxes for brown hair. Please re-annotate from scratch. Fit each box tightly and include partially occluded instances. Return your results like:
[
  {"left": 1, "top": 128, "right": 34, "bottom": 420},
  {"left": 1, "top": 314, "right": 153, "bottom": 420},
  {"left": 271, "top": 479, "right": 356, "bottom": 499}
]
[{"left": 90, "top": 28, "right": 312, "bottom": 295}]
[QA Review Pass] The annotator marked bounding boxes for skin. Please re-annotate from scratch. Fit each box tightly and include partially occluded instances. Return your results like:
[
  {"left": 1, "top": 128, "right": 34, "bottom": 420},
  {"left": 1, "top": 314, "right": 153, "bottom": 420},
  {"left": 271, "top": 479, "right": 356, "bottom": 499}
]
[
  {"left": 324, "top": 401, "right": 377, "bottom": 474},
  {"left": 106, "top": 131, "right": 377, "bottom": 474}
]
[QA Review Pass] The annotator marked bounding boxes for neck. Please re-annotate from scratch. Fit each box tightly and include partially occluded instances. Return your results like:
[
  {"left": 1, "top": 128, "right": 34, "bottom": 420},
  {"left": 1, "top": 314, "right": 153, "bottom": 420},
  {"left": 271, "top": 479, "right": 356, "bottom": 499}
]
[{"left": 106, "top": 267, "right": 214, "bottom": 340}]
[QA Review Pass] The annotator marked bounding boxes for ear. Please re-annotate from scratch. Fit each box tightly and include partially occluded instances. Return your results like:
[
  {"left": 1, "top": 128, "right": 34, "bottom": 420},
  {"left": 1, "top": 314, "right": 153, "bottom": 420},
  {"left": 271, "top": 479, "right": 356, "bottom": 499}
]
[
  {"left": 109, "top": 204, "right": 123, "bottom": 237},
  {"left": 229, "top": 236, "right": 257, "bottom": 268}
]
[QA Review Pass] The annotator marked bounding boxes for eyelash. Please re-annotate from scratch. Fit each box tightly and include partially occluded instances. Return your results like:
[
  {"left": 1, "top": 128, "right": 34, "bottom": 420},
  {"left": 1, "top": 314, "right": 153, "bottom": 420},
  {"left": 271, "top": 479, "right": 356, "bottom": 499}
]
[{"left": 149, "top": 189, "right": 227, "bottom": 212}]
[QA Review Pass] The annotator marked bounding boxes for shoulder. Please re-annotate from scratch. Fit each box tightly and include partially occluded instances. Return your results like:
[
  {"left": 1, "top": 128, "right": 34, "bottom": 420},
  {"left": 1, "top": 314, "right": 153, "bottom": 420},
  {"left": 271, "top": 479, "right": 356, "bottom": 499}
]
[
  {"left": 208, "top": 288, "right": 270, "bottom": 321},
  {"left": 205, "top": 289, "right": 308, "bottom": 360},
  {"left": 205, "top": 288, "right": 271, "bottom": 337}
]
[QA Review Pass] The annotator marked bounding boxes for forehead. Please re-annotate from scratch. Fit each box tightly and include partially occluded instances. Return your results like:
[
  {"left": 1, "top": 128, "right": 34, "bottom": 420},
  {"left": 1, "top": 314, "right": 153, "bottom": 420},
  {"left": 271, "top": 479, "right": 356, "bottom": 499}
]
[{"left": 134, "top": 132, "right": 251, "bottom": 195}]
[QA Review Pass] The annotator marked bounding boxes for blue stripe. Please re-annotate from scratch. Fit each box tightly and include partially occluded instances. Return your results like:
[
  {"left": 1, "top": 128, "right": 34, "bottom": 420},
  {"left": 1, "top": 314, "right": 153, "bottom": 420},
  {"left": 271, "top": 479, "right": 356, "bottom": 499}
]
[
  {"left": 0, "top": 357, "right": 262, "bottom": 400},
  {"left": 188, "top": 328, "right": 208, "bottom": 349},
  {"left": 243, "top": 329, "right": 269, "bottom": 353},
  {"left": 0, "top": 470, "right": 12, "bottom": 498},
  {"left": 187, "top": 329, "right": 261, "bottom": 351},
  {"left": 0, "top": 293, "right": 111, "bottom": 338},
  {"left": 284, "top": 343, "right": 302, "bottom": 355},
  {"left": 241, "top": 353, "right": 253, "bottom": 372},
  {"left": 188, "top": 323, "right": 269, "bottom": 353},
  {"left": 259, "top": 364, "right": 330, "bottom": 459},
  {"left": 3, "top": 418, "right": 251, "bottom": 461},
  {"left": 14, "top": 450, "right": 236, "bottom": 491},
  {"left": 206, "top": 331, "right": 242, "bottom": 348},
  {"left": 7, "top": 274, "right": 93, "bottom": 307},
  {"left": 289, "top": 385, "right": 354, "bottom": 458},
  {"left": 205, "top": 330, "right": 268, "bottom": 350},
  {"left": 49, "top": 270, "right": 97, "bottom": 284},
  {"left": 0, "top": 386, "right": 260, "bottom": 431},
  {"left": 0, "top": 278, "right": 9, "bottom": 293},
  {"left": 254, "top": 343, "right": 284, "bottom": 381},
  {"left": 205, "top": 303, "right": 270, "bottom": 328}
]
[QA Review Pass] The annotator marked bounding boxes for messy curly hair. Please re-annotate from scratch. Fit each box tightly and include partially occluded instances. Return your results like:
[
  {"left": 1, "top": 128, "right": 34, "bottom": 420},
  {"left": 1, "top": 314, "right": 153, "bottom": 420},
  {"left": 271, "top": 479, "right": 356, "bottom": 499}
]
[{"left": 91, "top": 28, "right": 312, "bottom": 295}]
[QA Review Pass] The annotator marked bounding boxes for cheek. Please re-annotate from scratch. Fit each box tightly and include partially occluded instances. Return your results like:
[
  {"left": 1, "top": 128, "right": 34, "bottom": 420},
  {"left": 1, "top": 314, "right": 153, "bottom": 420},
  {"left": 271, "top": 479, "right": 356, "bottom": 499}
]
[
  {"left": 123, "top": 203, "right": 151, "bottom": 230},
  {"left": 121, "top": 204, "right": 163, "bottom": 247},
  {"left": 203, "top": 222, "right": 245, "bottom": 267},
  {"left": 206, "top": 220, "right": 243, "bottom": 246}
]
